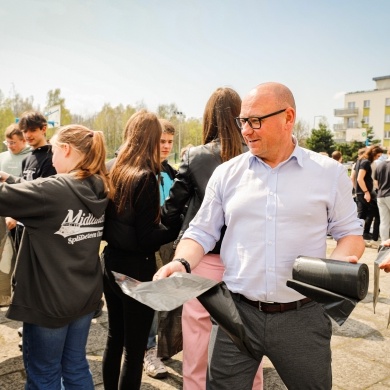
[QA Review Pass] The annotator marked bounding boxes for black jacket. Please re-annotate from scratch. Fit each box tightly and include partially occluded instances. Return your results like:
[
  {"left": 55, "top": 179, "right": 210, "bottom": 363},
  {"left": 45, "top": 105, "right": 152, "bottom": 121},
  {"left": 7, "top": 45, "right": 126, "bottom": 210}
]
[
  {"left": 161, "top": 140, "right": 247, "bottom": 254},
  {"left": 21, "top": 144, "right": 56, "bottom": 180}
]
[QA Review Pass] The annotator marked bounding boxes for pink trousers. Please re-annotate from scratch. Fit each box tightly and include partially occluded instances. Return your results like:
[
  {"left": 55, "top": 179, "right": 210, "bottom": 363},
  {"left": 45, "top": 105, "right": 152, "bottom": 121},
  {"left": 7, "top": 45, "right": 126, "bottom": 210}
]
[{"left": 182, "top": 254, "right": 263, "bottom": 390}]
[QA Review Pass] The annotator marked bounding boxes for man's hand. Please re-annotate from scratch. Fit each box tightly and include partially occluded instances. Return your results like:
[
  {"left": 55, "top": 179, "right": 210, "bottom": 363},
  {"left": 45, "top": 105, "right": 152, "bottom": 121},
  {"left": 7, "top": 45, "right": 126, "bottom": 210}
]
[
  {"left": 0, "top": 171, "right": 10, "bottom": 182},
  {"left": 381, "top": 239, "right": 390, "bottom": 247},
  {"left": 5, "top": 217, "right": 17, "bottom": 230},
  {"left": 153, "top": 261, "right": 186, "bottom": 281}
]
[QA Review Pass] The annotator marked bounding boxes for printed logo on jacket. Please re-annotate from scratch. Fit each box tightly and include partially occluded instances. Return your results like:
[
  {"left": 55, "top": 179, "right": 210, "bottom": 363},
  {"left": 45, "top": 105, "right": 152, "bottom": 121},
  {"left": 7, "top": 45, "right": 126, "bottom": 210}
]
[{"left": 55, "top": 209, "right": 105, "bottom": 245}]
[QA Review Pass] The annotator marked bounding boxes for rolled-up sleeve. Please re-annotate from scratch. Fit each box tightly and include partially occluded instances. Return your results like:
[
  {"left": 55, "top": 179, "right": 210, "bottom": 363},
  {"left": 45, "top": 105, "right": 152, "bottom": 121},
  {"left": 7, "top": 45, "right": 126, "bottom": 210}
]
[{"left": 328, "top": 165, "right": 364, "bottom": 240}]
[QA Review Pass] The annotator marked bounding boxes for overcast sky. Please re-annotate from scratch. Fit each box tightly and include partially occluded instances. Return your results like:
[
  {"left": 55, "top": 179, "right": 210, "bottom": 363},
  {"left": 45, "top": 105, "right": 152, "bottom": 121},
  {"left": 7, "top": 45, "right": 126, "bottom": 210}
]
[{"left": 1, "top": 0, "right": 389, "bottom": 128}]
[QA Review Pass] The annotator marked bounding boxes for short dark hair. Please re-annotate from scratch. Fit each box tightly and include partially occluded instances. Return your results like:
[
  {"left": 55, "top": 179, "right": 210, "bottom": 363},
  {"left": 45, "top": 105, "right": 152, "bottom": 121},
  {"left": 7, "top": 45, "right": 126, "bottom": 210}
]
[
  {"left": 5, "top": 123, "right": 23, "bottom": 139},
  {"left": 159, "top": 118, "right": 175, "bottom": 135},
  {"left": 18, "top": 111, "right": 47, "bottom": 132}
]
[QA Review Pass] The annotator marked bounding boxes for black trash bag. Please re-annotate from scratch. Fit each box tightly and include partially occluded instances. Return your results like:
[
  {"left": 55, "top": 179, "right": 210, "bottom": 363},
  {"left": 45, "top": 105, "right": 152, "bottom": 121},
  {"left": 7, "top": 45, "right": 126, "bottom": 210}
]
[
  {"left": 197, "top": 282, "right": 257, "bottom": 359},
  {"left": 287, "top": 256, "right": 369, "bottom": 325}
]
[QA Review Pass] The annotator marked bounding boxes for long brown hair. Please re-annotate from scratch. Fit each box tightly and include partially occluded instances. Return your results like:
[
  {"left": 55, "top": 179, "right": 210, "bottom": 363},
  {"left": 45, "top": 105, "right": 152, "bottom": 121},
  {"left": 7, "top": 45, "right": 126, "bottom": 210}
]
[
  {"left": 360, "top": 145, "right": 384, "bottom": 163},
  {"left": 202, "top": 87, "right": 243, "bottom": 162},
  {"left": 51, "top": 124, "right": 111, "bottom": 195},
  {"left": 110, "top": 110, "right": 162, "bottom": 216}
]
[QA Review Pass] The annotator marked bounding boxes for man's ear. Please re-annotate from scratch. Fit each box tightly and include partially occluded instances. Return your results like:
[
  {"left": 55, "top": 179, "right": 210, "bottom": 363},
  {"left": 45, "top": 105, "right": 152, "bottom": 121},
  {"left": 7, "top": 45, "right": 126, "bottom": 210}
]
[
  {"left": 41, "top": 125, "right": 47, "bottom": 134},
  {"left": 285, "top": 107, "right": 296, "bottom": 129}
]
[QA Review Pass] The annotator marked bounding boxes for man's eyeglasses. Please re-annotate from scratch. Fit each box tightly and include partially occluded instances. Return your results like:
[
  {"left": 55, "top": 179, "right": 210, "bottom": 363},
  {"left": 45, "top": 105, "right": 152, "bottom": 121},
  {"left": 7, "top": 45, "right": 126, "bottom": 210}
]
[
  {"left": 235, "top": 108, "right": 287, "bottom": 130},
  {"left": 3, "top": 140, "right": 17, "bottom": 146}
]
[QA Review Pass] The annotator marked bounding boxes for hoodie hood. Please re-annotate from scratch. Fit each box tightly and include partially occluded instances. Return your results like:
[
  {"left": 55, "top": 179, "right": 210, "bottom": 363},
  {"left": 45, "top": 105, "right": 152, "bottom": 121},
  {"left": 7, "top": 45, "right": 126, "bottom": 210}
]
[
  {"left": 16, "top": 146, "right": 33, "bottom": 156},
  {"left": 61, "top": 174, "right": 108, "bottom": 217}
]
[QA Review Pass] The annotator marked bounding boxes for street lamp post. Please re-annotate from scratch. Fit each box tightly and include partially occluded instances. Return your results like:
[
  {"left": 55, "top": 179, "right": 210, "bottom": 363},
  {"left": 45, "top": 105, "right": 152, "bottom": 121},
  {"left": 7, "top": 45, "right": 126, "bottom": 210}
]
[{"left": 174, "top": 111, "right": 184, "bottom": 162}]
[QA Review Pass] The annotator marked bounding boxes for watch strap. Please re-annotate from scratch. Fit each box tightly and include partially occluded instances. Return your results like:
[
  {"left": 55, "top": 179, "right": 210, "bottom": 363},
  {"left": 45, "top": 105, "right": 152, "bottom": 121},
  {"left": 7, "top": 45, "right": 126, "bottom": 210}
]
[{"left": 173, "top": 258, "right": 191, "bottom": 273}]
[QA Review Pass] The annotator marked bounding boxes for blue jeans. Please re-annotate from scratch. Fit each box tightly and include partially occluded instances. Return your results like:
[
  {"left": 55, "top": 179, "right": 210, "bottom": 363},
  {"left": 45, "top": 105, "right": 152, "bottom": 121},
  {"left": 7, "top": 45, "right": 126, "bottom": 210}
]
[
  {"left": 23, "top": 313, "right": 94, "bottom": 390},
  {"left": 146, "top": 311, "right": 158, "bottom": 350}
]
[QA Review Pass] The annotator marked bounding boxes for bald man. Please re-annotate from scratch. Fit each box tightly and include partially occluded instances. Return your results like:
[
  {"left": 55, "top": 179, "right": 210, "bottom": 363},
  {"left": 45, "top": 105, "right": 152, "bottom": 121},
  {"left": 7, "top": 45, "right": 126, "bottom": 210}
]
[{"left": 155, "top": 82, "right": 364, "bottom": 389}]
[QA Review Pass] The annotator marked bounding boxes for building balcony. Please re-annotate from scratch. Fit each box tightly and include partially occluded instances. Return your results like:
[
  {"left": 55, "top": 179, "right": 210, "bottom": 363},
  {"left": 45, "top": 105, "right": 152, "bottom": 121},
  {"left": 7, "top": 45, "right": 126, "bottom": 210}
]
[
  {"left": 333, "top": 123, "right": 346, "bottom": 131},
  {"left": 334, "top": 138, "right": 346, "bottom": 144},
  {"left": 334, "top": 108, "right": 359, "bottom": 117}
]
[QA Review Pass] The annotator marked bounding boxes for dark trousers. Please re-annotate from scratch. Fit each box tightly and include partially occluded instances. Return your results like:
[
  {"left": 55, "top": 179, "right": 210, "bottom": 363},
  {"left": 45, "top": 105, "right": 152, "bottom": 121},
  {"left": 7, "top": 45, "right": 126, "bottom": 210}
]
[
  {"left": 356, "top": 192, "right": 380, "bottom": 240},
  {"left": 102, "top": 248, "right": 155, "bottom": 390},
  {"left": 207, "top": 295, "right": 332, "bottom": 390}
]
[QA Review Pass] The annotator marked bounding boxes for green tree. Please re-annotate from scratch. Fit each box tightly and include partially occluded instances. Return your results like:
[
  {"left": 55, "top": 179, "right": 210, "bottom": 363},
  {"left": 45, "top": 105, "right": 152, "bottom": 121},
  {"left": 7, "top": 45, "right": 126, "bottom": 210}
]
[
  {"left": 362, "top": 123, "right": 381, "bottom": 146},
  {"left": 0, "top": 106, "right": 16, "bottom": 151},
  {"left": 157, "top": 103, "right": 180, "bottom": 120},
  {"left": 305, "top": 123, "right": 335, "bottom": 155},
  {"left": 293, "top": 119, "right": 309, "bottom": 147}
]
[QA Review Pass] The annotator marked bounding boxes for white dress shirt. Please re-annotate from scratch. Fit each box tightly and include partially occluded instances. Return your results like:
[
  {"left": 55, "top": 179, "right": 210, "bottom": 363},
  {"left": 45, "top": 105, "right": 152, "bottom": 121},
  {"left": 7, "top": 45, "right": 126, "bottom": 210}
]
[{"left": 182, "top": 142, "right": 363, "bottom": 303}]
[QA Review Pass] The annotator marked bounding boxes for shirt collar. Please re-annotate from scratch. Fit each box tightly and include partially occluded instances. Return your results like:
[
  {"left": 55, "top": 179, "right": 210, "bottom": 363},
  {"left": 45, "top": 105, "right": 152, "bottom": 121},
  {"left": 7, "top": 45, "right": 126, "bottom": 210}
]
[{"left": 248, "top": 136, "right": 303, "bottom": 168}]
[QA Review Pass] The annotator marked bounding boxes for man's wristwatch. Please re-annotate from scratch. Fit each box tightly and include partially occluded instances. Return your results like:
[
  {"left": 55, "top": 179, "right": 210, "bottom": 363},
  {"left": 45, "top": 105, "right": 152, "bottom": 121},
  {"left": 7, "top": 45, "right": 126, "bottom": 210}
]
[{"left": 173, "top": 258, "right": 191, "bottom": 273}]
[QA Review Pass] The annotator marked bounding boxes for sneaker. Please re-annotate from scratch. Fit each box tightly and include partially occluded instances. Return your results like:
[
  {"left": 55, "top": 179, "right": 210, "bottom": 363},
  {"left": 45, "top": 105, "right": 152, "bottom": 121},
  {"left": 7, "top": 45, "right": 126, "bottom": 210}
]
[
  {"left": 369, "top": 240, "right": 380, "bottom": 249},
  {"left": 144, "top": 347, "right": 168, "bottom": 379},
  {"left": 17, "top": 327, "right": 23, "bottom": 337}
]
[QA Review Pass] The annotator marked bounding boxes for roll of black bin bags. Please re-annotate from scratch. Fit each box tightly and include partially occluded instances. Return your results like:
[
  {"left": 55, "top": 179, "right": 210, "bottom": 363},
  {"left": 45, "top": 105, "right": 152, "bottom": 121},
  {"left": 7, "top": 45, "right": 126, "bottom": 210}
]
[{"left": 287, "top": 256, "right": 369, "bottom": 325}]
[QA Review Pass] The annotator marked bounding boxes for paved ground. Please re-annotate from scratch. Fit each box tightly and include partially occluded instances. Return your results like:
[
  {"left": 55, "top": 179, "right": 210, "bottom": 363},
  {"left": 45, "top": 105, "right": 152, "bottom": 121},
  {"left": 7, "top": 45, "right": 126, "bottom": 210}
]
[{"left": 1, "top": 238, "right": 390, "bottom": 389}]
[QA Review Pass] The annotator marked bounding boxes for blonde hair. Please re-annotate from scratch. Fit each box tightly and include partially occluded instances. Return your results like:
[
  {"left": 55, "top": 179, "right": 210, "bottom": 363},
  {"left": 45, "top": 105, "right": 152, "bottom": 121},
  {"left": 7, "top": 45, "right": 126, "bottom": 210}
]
[{"left": 51, "top": 124, "right": 111, "bottom": 195}]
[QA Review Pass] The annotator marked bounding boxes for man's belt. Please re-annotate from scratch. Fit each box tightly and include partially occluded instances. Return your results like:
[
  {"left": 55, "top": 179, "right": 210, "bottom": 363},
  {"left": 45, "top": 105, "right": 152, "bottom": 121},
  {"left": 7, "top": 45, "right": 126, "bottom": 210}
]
[{"left": 238, "top": 294, "right": 312, "bottom": 313}]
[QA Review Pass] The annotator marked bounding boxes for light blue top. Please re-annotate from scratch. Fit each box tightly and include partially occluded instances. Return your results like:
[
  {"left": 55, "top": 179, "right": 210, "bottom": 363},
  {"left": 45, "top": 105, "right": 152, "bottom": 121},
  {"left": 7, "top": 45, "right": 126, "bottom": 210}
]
[
  {"left": 160, "top": 171, "right": 174, "bottom": 206},
  {"left": 183, "top": 141, "right": 363, "bottom": 303}
]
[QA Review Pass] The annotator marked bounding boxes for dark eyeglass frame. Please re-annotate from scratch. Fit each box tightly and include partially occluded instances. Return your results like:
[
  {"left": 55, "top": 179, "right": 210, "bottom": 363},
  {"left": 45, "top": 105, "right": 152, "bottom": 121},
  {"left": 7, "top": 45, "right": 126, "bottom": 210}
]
[{"left": 235, "top": 108, "right": 287, "bottom": 130}]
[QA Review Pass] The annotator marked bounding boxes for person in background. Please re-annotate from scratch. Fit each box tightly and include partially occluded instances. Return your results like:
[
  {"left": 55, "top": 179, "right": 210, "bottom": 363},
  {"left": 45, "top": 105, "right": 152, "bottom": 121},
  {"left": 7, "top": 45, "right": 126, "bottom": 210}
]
[
  {"left": 374, "top": 148, "right": 390, "bottom": 242},
  {"left": 331, "top": 150, "right": 343, "bottom": 163},
  {"left": 10, "top": 111, "right": 57, "bottom": 249},
  {"left": 0, "top": 124, "right": 110, "bottom": 389},
  {"left": 18, "top": 111, "right": 57, "bottom": 180},
  {"left": 355, "top": 145, "right": 383, "bottom": 248},
  {"left": 0, "top": 123, "right": 31, "bottom": 243},
  {"left": 161, "top": 87, "right": 263, "bottom": 390},
  {"left": 101, "top": 110, "right": 179, "bottom": 390},
  {"left": 144, "top": 118, "right": 177, "bottom": 379},
  {"left": 0, "top": 123, "right": 31, "bottom": 176},
  {"left": 155, "top": 82, "right": 364, "bottom": 389}
]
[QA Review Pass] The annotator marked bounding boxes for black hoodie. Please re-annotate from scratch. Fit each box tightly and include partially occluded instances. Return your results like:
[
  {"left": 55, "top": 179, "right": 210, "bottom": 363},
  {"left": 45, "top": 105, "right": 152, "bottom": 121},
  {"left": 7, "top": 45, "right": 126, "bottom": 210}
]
[{"left": 1, "top": 173, "right": 108, "bottom": 327}]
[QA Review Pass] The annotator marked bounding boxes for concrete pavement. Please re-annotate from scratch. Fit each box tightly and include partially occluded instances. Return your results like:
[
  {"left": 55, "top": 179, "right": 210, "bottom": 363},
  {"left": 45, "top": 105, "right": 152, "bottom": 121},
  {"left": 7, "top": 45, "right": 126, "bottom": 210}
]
[{"left": 1, "top": 238, "right": 390, "bottom": 389}]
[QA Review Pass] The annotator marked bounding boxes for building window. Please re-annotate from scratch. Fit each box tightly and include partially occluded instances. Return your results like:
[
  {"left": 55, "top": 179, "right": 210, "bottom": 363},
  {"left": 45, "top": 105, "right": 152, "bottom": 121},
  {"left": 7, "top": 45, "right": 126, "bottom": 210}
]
[
  {"left": 386, "top": 98, "right": 390, "bottom": 106},
  {"left": 363, "top": 100, "right": 370, "bottom": 108},
  {"left": 385, "top": 131, "right": 390, "bottom": 139},
  {"left": 362, "top": 116, "right": 369, "bottom": 125},
  {"left": 348, "top": 102, "right": 355, "bottom": 109},
  {"left": 385, "top": 115, "right": 390, "bottom": 123}
]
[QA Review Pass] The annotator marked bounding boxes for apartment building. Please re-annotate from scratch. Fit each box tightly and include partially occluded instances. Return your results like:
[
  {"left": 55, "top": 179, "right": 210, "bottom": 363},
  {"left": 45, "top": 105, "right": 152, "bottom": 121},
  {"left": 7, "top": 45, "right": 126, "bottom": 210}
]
[{"left": 334, "top": 75, "right": 390, "bottom": 147}]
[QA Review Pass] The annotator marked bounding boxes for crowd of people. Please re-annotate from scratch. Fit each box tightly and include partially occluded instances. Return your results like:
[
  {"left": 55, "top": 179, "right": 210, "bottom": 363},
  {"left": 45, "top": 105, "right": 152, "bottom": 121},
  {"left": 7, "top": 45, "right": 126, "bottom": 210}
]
[{"left": 0, "top": 81, "right": 389, "bottom": 389}]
